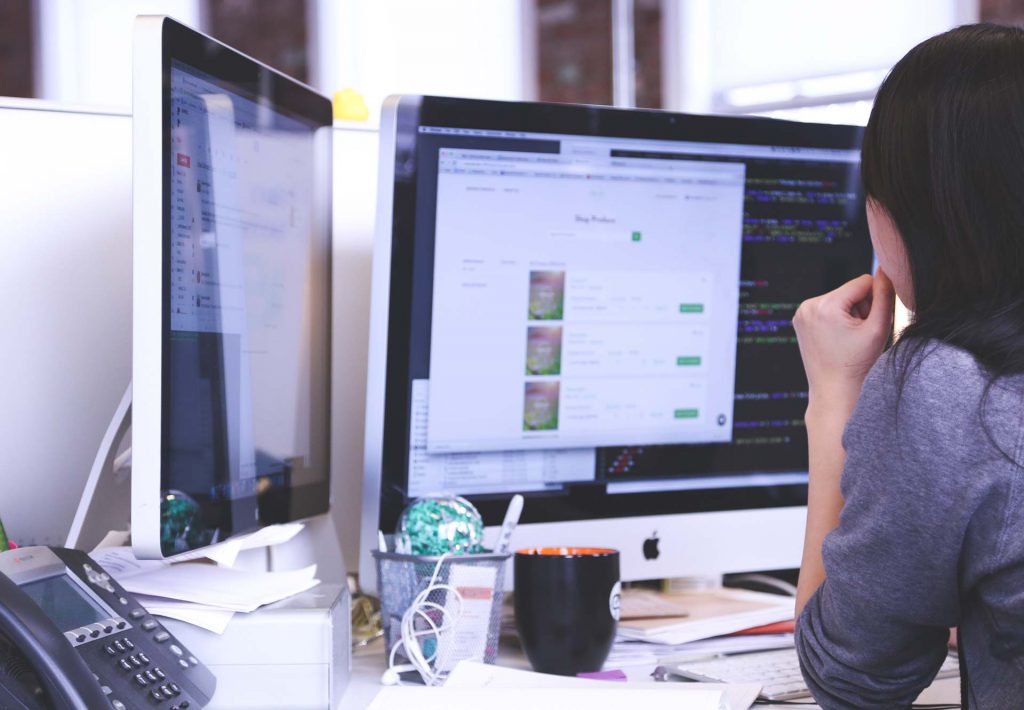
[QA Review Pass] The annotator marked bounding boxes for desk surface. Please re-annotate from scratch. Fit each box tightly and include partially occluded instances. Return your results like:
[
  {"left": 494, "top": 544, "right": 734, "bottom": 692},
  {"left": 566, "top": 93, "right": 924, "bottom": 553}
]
[{"left": 339, "top": 637, "right": 961, "bottom": 709}]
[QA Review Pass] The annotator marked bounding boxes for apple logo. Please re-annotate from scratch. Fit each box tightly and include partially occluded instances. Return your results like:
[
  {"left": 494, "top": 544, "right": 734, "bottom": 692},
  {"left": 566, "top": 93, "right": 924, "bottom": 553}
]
[{"left": 643, "top": 531, "right": 660, "bottom": 560}]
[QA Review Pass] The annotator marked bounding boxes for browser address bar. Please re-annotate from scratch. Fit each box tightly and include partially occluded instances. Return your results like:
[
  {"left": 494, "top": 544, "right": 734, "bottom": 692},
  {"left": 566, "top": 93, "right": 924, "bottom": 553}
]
[{"left": 442, "top": 159, "right": 740, "bottom": 183}]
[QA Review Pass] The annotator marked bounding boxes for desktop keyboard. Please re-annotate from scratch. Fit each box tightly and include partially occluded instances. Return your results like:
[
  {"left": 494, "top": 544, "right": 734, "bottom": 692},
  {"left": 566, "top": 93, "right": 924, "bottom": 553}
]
[{"left": 669, "top": 647, "right": 960, "bottom": 701}]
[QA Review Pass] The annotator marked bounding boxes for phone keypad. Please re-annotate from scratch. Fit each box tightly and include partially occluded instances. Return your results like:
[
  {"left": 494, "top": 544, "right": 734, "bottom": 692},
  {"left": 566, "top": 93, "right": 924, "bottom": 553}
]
[{"left": 103, "top": 633, "right": 187, "bottom": 706}]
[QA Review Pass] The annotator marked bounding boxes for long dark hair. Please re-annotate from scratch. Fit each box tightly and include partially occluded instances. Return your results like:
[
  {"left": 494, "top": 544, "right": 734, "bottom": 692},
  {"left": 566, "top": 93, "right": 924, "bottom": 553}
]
[{"left": 862, "top": 23, "right": 1024, "bottom": 378}]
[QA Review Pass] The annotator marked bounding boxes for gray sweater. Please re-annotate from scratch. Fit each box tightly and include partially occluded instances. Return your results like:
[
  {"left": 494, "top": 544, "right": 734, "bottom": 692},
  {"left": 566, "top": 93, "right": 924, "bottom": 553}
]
[{"left": 795, "top": 341, "right": 1024, "bottom": 709}]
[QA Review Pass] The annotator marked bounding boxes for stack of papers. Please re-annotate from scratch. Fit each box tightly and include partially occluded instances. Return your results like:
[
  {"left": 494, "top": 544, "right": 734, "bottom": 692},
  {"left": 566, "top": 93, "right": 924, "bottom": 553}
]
[
  {"left": 607, "top": 633, "right": 795, "bottom": 669},
  {"left": 90, "top": 524, "right": 318, "bottom": 634},
  {"left": 600, "top": 587, "right": 795, "bottom": 671},
  {"left": 617, "top": 588, "right": 794, "bottom": 645}
]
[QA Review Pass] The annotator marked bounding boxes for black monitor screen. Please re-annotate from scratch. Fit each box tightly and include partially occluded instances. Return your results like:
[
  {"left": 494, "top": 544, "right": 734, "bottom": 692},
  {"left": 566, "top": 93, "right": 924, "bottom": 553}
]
[
  {"left": 158, "top": 25, "right": 331, "bottom": 556},
  {"left": 376, "top": 97, "right": 873, "bottom": 531}
]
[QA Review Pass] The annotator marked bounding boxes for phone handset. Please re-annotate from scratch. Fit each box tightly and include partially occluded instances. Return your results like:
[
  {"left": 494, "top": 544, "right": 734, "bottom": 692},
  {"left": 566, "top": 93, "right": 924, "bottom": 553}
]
[
  {"left": 0, "top": 546, "right": 215, "bottom": 710},
  {"left": 0, "top": 571, "right": 111, "bottom": 709}
]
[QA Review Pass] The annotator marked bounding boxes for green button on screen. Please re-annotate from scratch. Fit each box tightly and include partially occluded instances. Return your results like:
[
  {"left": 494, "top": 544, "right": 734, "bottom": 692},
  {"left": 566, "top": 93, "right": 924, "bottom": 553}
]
[
  {"left": 674, "top": 408, "right": 699, "bottom": 419},
  {"left": 676, "top": 356, "right": 701, "bottom": 366},
  {"left": 679, "top": 304, "right": 704, "bottom": 314}
]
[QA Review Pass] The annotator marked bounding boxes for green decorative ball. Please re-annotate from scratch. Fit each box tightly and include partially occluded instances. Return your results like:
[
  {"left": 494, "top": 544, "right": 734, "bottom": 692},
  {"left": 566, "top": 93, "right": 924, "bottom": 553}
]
[
  {"left": 398, "top": 495, "right": 484, "bottom": 556},
  {"left": 160, "top": 490, "right": 211, "bottom": 553}
]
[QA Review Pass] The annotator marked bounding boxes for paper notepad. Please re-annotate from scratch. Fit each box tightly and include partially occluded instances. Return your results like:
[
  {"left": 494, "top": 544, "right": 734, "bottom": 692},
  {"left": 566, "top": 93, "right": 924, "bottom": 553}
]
[
  {"left": 367, "top": 686, "right": 729, "bottom": 710},
  {"left": 620, "top": 588, "right": 691, "bottom": 619},
  {"left": 371, "top": 661, "right": 761, "bottom": 710}
]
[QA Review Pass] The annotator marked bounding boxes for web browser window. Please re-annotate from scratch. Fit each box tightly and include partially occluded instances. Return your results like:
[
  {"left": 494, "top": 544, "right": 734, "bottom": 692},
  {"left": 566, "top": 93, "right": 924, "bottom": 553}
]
[{"left": 426, "top": 138, "right": 747, "bottom": 453}]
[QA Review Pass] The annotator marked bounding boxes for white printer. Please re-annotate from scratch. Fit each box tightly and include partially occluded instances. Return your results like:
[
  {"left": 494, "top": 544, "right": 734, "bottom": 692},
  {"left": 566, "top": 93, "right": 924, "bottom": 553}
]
[{"left": 163, "top": 584, "right": 351, "bottom": 710}]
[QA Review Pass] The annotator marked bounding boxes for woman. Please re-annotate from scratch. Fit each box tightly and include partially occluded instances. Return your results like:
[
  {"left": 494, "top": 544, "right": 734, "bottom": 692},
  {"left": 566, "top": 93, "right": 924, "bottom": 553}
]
[{"left": 793, "top": 24, "right": 1024, "bottom": 710}]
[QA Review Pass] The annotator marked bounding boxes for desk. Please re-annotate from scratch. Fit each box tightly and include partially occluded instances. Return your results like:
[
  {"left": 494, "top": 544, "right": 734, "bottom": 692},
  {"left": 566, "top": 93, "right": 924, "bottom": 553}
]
[{"left": 338, "top": 637, "right": 962, "bottom": 709}]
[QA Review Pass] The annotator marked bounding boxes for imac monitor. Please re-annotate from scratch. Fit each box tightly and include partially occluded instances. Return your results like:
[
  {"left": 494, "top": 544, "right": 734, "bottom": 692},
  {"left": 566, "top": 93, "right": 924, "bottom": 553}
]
[
  {"left": 360, "top": 95, "right": 872, "bottom": 591},
  {"left": 132, "top": 17, "right": 333, "bottom": 558}
]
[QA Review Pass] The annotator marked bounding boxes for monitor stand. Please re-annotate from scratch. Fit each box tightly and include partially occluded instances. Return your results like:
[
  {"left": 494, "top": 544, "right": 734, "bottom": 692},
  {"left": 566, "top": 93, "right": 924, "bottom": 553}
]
[{"left": 66, "top": 383, "right": 133, "bottom": 552}]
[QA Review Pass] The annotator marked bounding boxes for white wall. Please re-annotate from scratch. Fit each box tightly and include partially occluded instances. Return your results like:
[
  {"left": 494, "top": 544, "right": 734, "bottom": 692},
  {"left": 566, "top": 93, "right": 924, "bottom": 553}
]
[
  {"left": 0, "top": 102, "right": 133, "bottom": 547},
  {"left": 664, "top": 0, "right": 978, "bottom": 112},
  {"left": 329, "top": 125, "right": 380, "bottom": 570},
  {"left": 34, "top": 0, "right": 526, "bottom": 119},
  {"left": 709, "top": 0, "right": 969, "bottom": 90},
  {"left": 321, "top": 0, "right": 526, "bottom": 121},
  {"left": 35, "top": 0, "right": 201, "bottom": 109}
]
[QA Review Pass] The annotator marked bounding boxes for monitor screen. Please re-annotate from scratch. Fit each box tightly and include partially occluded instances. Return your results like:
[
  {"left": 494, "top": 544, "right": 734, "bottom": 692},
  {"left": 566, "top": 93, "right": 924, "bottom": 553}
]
[
  {"left": 371, "top": 97, "right": 872, "bottom": 533},
  {"left": 134, "top": 18, "right": 332, "bottom": 557}
]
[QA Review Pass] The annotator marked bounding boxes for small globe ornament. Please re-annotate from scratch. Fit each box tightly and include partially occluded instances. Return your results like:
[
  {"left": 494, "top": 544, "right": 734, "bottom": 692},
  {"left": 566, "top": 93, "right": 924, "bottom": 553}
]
[
  {"left": 397, "top": 495, "right": 485, "bottom": 556},
  {"left": 160, "top": 489, "right": 211, "bottom": 553}
]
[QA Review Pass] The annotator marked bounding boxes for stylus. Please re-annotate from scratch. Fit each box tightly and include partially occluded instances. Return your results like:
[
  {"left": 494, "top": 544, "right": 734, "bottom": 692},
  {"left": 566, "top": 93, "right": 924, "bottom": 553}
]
[{"left": 495, "top": 494, "right": 524, "bottom": 555}]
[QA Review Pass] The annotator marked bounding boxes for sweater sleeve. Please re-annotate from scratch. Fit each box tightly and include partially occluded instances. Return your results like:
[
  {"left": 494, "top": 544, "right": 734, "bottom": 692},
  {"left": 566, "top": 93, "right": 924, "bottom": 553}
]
[{"left": 795, "top": 346, "right": 1009, "bottom": 709}]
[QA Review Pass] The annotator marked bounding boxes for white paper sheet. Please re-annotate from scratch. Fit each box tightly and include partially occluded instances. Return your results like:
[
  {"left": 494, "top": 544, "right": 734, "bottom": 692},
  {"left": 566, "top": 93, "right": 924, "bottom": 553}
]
[
  {"left": 367, "top": 687, "right": 727, "bottom": 710},
  {"left": 118, "top": 563, "right": 319, "bottom": 613},
  {"left": 443, "top": 661, "right": 760, "bottom": 710},
  {"left": 138, "top": 597, "right": 235, "bottom": 634},
  {"left": 89, "top": 546, "right": 168, "bottom": 579}
]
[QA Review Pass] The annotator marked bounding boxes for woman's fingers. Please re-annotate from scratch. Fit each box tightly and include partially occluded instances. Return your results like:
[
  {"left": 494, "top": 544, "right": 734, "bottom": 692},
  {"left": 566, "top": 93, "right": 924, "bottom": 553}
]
[
  {"left": 833, "top": 274, "right": 874, "bottom": 314},
  {"left": 867, "top": 268, "right": 896, "bottom": 331}
]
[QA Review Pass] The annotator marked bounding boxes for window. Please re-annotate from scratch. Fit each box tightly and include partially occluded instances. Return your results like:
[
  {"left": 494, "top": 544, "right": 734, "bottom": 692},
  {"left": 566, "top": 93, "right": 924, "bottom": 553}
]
[
  {"left": 532, "top": 0, "right": 664, "bottom": 108},
  {"left": 0, "top": 0, "right": 34, "bottom": 98},
  {"left": 633, "top": 0, "right": 663, "bottom": 108},
  {"left": 535, "top": 0, "right": 614, "bottom": 105},
  {"left": 205, "top": 0, "right": 309, "bottom": 83},
  {"left": 980, "top": 0, "right": 1024, "bottom": 23}
]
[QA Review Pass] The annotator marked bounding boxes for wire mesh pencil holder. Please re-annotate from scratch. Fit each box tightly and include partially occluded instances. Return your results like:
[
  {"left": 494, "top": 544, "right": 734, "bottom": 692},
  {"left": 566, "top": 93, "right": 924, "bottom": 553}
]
[{"left": 372, "top": 549, "right": 510, "bottom": 676}]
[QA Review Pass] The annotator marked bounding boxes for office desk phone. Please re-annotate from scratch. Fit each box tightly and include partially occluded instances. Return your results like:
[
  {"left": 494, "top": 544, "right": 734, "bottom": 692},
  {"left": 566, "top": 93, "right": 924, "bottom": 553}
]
[{"left": 0, "top": 546, "right": 215, "bottom": 709}]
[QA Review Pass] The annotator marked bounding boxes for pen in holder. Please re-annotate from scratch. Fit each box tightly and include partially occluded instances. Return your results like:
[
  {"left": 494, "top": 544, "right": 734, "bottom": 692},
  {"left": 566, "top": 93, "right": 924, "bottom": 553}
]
[{"left": 373, "top": 545, "right": 510, "bottom": 684}]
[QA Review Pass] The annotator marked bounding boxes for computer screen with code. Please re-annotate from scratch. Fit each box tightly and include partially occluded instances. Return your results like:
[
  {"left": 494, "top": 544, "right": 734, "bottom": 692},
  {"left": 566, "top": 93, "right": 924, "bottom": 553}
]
[{"left": 404, "top": 128, "right": 866, "bottom": 500}]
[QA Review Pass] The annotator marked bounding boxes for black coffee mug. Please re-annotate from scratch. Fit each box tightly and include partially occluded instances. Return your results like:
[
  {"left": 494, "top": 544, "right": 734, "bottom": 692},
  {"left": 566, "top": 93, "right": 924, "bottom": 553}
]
[{"left": 514, "top": 547, "right": 620, "bottom": 676}]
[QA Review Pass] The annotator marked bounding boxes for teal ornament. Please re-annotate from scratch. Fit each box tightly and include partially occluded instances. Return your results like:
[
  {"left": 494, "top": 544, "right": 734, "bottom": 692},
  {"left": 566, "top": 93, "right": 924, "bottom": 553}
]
[
  {"left": 160, "top": 489, "right": 212, "bottom": 553},
  {"left": 398, "top": 495, "right": 484, "bottom": 556}
]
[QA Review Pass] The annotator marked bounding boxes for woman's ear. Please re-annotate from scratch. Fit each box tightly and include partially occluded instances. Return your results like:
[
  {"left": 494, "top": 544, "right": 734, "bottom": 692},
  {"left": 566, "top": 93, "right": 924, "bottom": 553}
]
[{"left": 866, "top": 198, "right": 914, "bottom": 312}]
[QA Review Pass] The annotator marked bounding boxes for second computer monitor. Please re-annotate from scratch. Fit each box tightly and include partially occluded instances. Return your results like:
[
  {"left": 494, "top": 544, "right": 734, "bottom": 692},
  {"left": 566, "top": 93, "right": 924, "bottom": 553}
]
[
  {"left": 360, "top": 96, "right": 872, "bottom": 590},
  {"left": 132, "top": 17, "right": 333, "bottom": 559}
]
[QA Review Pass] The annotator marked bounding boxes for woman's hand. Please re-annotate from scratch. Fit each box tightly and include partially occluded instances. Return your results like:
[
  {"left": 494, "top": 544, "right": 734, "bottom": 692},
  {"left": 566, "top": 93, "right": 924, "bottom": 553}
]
[{"left": 793, "top": 269, "right": 896, "bottom": 410}]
